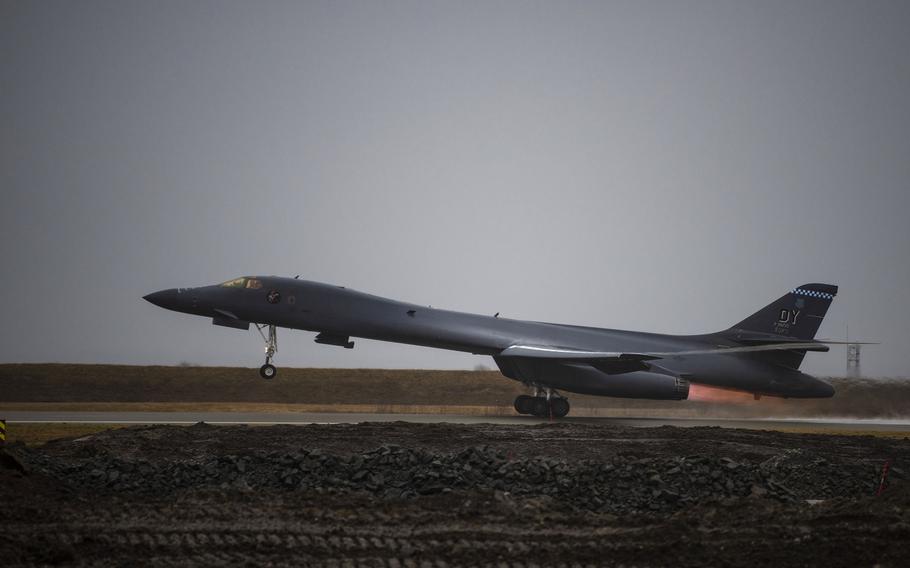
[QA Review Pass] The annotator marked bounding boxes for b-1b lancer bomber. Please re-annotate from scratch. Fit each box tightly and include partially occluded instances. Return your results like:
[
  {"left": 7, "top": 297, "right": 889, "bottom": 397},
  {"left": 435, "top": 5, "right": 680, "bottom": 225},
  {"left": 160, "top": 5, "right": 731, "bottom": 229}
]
[{"left": 145, "top": 278, "right": 843, "bottom": 418}]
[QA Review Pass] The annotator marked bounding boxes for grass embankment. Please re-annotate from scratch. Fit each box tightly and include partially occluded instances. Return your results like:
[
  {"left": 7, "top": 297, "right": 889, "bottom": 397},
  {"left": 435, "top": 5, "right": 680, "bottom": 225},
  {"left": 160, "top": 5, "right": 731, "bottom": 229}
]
[
  {"left": 0, "top": 364, "right": 522, "bottom": 405},
  {"left": 1, "top": 363, "right": 909, "bottom": 419},
  {"left": 4, "top": 423, "right": 126, "bottom": 446}
]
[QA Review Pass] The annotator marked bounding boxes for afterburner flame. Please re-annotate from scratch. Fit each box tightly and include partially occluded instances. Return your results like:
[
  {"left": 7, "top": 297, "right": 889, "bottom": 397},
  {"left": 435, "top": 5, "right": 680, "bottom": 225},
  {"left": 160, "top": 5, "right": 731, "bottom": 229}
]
[{"left": 688, "top": 383, "right": 759, "bottom": 403}]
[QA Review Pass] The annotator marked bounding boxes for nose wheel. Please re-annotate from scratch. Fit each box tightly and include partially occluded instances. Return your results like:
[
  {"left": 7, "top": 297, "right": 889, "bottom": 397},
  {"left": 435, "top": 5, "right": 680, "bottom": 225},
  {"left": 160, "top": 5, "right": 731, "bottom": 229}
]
[{"left": 256, "top": 324, "right": 278, "bottom": 380}]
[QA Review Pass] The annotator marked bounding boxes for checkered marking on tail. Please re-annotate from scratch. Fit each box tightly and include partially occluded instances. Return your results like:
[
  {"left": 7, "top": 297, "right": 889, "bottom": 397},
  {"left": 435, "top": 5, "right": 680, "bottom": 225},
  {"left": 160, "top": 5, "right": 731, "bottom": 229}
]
[{"left": 791, "top": 288, "right": 835, "bottom": 300}]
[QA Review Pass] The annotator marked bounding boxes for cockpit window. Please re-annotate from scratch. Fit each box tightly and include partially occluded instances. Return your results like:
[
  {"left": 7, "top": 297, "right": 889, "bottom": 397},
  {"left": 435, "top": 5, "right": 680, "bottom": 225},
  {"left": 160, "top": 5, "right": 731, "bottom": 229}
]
[
  {"left": 220, "top": 277, "right": 248, "bottom": 288},
  {"left": 220, "top": 276, "right": 264, "bottom": 289}
]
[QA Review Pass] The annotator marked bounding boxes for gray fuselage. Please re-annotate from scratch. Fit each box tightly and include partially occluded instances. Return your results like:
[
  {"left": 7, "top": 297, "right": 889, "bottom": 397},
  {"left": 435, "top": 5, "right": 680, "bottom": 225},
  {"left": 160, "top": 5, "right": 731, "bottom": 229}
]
[{"left": 144, "top": 276, "right": 835, "bottom": 399}]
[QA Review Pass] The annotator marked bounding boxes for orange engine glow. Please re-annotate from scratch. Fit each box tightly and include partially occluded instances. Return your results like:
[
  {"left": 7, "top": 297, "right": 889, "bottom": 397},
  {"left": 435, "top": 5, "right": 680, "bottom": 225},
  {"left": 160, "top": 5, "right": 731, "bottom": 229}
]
[{"left": 688, "top": 383, "right": 760, "bottom": 403}]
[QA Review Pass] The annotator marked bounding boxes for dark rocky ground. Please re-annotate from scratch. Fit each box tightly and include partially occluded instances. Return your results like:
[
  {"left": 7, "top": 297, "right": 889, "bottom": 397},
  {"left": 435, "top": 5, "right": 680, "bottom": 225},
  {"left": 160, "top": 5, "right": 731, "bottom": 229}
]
[{"left": 3, "top": 422, "right": 910, "bottom": 567}]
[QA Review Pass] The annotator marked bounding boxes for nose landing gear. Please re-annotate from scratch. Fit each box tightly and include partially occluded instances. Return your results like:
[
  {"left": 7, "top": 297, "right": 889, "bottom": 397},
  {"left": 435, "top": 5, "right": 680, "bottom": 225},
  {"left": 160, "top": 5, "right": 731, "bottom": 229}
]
[
  {"left": 256, "top": 324, "right": 278, "bottom": 379},
  {"left": 514, "top": 387, "right": 570, "bottom": 418},
  {"left": 260, "top": 363, "right": 276, "bottom": 379}
]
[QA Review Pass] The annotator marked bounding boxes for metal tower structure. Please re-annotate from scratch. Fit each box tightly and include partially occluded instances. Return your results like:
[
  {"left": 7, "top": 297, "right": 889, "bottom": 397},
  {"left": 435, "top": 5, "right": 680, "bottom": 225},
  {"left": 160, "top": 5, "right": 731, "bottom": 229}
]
[{"left": 846, "top": 343, "right": 861, "bottom": 377}]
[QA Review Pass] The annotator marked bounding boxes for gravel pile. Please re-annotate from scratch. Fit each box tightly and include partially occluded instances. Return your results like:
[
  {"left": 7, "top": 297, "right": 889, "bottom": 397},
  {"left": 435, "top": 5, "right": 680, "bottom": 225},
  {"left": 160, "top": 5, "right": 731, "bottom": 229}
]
[
  {"left": 17, "top": 443, "right": 880, "bottom": 513},
  {"left": 6, "top": 423, "right": 910, "bottom": 567}
]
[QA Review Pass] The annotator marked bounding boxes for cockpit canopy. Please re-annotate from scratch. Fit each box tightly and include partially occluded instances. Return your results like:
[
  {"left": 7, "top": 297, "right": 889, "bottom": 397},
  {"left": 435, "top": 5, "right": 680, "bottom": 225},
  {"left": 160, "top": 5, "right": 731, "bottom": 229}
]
[{"left": 219, "top": 276, "right": 263, "bottom": 290}]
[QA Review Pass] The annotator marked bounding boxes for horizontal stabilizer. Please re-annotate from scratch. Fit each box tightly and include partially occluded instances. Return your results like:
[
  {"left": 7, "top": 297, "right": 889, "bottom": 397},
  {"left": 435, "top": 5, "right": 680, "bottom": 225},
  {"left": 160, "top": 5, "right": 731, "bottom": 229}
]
[{"left": 653, "top": 343, "right": 831, "bottom": 356}]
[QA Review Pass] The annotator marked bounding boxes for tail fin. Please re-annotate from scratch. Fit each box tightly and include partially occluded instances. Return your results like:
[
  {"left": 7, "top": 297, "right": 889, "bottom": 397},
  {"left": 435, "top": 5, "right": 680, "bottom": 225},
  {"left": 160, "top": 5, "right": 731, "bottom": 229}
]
[
  {"left": 730, "top": 283, "right": 837, "bottom": 340},
  {"left": 724, "top": 283, "right": 838, "bottom": 369}
]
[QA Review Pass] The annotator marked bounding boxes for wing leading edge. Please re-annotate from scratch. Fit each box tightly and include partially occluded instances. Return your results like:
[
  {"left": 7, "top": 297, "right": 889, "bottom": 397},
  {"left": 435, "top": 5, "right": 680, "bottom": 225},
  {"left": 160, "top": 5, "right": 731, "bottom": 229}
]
[{"left": 498, "top": 341, "right": 836, "bottom": 368}]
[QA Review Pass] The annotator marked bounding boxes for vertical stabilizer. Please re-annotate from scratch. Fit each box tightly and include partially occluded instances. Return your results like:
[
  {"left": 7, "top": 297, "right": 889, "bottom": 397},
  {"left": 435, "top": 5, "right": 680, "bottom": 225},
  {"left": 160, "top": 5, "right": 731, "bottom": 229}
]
[
  {"left": 724, "top": 283, "right": 838, "bottom": 369},
  {"left": 730, "top": 283, "right": 837, "bottom": 340}
]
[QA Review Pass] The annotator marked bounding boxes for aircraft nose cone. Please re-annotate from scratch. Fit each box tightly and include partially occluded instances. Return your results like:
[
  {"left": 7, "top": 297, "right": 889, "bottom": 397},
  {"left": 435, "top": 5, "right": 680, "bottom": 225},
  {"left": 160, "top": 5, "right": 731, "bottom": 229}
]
[{"left": 143, "top": 288, "right": 178, "bottom": 309}]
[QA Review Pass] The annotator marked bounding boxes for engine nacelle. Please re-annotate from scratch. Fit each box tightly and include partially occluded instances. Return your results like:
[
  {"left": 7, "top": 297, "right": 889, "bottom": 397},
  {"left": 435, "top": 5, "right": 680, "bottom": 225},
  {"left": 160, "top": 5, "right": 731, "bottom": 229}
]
[{"left": 592, "top": 371, "right": 689, "bottom": 400}]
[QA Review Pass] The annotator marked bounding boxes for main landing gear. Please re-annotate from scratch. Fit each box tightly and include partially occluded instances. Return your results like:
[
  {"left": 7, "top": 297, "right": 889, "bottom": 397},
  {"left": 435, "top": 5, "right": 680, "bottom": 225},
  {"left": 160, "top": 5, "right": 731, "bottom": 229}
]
[
  {"left": 256, "top": 324, "right": 278, "bottom": 379},
  {"left": 514, "top": 388, "right": 570, "bottom": 418}
]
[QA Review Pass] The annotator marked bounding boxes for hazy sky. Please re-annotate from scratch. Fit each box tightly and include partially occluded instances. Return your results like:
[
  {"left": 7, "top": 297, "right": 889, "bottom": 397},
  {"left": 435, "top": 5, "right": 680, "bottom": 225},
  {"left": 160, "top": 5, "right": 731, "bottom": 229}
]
[{"left": 2, "top": 1, "right": 908, "bottom": 377}]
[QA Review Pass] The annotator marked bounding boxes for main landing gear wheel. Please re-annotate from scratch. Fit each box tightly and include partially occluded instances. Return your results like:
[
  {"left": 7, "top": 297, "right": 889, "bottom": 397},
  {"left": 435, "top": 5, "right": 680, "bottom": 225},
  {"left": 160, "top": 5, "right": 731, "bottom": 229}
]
[
  {"left": 514, "top": 395, "right": 534, "bottom": 414},
  {"left": 514, "top": 388, "right": 571, "bottom": 418},
  {"left": 529, "top": 397, "right": 550, "bottom": 417},
  {"left": 549, "top": 397, "right": 570, "bottom": 418},
  {"left": 256, "top": 324, "right": 278, "bottom": 380}
]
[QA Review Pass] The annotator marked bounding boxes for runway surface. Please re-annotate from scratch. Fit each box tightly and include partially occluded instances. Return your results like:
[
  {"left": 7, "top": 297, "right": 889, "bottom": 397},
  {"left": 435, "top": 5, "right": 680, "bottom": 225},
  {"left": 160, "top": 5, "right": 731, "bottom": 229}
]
[{"left": 5, "top": 411, "right": 910, "bottom": 432}]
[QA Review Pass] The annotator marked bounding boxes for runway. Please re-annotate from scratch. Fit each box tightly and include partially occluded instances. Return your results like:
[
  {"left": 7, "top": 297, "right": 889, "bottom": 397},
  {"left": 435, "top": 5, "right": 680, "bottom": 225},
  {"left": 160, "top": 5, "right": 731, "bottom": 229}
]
[{"left": 5, "top": 411, "right": 910, "bottom": 432}]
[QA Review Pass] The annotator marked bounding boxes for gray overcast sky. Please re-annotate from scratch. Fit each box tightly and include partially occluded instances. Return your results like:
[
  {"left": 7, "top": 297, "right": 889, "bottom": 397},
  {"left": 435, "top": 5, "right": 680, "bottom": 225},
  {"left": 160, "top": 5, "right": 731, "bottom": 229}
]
[{"left": 1, "top": 0, "right": 908, "bottom": 377}]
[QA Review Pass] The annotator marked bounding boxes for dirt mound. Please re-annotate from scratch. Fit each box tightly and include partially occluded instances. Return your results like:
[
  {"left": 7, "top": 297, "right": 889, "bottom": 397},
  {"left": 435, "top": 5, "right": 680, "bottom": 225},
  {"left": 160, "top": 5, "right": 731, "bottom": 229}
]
[{"left": 3, "top": 423, "right": 909, "bottom": 567}]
